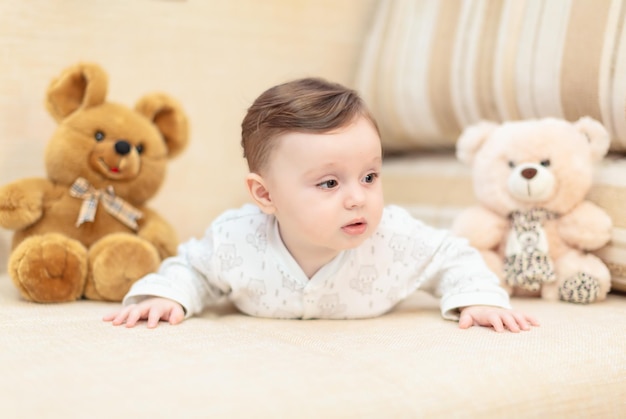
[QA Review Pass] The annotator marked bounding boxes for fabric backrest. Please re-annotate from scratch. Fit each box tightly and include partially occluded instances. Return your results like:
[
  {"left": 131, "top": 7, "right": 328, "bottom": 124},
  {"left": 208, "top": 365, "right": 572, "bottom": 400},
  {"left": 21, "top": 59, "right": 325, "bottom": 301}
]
[{"left": 357, "top": 0, "right": 626, "bottom": 152}]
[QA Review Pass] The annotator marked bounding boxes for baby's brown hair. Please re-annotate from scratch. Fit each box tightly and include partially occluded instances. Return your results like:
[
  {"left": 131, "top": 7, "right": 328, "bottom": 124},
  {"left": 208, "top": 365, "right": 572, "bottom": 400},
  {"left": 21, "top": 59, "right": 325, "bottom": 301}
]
[{"left": 241, "top": 77, "right": 379, "bottom": 173}]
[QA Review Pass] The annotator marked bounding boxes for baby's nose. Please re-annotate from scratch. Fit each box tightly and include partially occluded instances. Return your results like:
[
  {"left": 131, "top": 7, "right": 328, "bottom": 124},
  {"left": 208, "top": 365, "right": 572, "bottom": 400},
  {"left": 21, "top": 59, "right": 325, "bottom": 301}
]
[{"left": 345, "top": 184, "right": 366, "bottom": 208}]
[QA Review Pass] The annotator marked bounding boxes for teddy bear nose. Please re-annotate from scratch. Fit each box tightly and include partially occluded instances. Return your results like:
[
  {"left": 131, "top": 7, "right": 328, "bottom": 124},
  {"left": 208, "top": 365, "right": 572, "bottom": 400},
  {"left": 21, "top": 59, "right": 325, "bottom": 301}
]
[
  {"left": 521, "top": 168, "right": 537, "bottom": 179},
  {"left": 114, "top": 140, "right": 131, "bottom": 155}
]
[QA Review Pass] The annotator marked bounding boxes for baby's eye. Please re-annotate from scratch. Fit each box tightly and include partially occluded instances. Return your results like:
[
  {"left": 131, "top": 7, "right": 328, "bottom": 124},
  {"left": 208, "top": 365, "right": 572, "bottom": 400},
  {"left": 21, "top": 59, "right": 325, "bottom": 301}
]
[
  {"left": 363, "top": 172, "right": 379, "bottom": 183},
  {"left": 318, "top": 179, "right": 338, "bottom": 189}
]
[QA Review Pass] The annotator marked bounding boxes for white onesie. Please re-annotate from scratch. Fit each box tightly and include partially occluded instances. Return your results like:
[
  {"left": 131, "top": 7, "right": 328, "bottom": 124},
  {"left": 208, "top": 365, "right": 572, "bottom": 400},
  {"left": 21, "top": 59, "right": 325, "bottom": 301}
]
[{"left": 124, "top": 204, "right": 511, "bottom": 320}]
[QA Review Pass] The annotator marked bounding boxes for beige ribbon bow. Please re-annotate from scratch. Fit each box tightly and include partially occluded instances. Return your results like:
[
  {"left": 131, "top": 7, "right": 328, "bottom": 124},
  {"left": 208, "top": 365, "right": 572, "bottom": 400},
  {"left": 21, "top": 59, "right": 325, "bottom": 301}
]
[{"left": 69, "top": 177, "right": 143, "bottom": 230}]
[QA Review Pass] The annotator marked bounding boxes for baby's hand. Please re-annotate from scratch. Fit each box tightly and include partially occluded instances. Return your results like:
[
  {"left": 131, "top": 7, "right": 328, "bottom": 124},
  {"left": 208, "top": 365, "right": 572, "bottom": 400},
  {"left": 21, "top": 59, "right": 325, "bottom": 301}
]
[
  {"left": 103, "top": 297, "right": 185, "bottom": 328},
  {"left": 458, "top": 306, "right": 539, "bottom": 332}
]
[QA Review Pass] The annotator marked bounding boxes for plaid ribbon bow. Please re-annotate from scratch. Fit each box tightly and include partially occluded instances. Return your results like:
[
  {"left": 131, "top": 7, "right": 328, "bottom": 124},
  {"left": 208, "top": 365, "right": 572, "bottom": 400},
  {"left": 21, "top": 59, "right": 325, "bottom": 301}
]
[{"left": 69, "top": 177, "right": 143, "bottom": 230}]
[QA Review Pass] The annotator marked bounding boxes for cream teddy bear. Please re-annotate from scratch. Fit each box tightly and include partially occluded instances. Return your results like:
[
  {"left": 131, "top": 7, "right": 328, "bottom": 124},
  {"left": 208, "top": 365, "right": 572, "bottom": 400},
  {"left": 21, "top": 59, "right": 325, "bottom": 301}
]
[{"left": 452, "top": 117, "right": 612, "bottom": 303}]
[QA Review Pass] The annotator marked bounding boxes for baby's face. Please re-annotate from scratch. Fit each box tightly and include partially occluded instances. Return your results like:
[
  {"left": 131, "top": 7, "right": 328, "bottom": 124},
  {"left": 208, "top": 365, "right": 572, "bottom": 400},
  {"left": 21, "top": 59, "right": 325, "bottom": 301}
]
[{"left": 262, "top": 115, "right": 384, "bottom": 261}]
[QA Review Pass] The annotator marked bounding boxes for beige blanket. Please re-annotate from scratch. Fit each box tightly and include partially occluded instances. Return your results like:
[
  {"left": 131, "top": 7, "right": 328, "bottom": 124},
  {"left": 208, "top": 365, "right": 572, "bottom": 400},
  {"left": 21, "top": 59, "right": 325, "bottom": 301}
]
[{"left": 1, "top": 274, "right": 624, "bottom": 417}]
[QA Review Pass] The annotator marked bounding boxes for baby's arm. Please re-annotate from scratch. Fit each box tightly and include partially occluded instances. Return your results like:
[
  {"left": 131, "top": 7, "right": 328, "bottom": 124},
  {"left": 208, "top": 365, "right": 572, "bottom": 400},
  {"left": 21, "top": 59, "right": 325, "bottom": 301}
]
[
  {"left": 458, "top": 306, "right": 539, "bottom": 332},
  {"left": 103, "top": 297, "right": 185, "bottom": 328},
  {"left": 419, "top": 227, "right": 539, "bottom": 332},
  {"left": 104, "top": 226, "right": 230, "bottom": 328}
]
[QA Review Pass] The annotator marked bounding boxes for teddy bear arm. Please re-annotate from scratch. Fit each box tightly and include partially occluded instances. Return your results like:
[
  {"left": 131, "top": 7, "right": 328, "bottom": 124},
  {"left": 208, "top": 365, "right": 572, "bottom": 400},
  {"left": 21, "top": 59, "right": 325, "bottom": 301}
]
[
  {"left": 558, "top": 201, "right": 612, "bottom": 250},
  {"left": 137, "top": 208, "right": 179, "bottom": 259},
  {"left": 451, "top": 206, "right": 507, "bottom": 251},
  {"left": 0, "top": 178, "right": 56, "bottom": 230}
]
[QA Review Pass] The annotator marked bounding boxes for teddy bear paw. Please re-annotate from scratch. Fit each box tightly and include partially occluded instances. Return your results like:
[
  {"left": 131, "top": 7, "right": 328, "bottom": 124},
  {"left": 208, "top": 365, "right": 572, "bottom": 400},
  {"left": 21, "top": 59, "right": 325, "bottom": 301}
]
[
  {"left": 8, "top": 234, "right": 88, "bottom": 302},
  {"left": 558, "top": 272, "right": 600, "bottom": 304}
]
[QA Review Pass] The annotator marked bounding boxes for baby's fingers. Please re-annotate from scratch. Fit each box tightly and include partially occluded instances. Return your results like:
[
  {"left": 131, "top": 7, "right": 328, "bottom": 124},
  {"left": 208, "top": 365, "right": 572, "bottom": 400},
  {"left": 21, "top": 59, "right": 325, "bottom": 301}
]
[
  {"left": 501, "top": 313, "right": 521, "bottom": 333},
  {"left": 102, "top": 311, "right": 118, "bottom": 322},
  {"left": 458, "top": 311, "right": 474, "bottom": 329},
  {"left": 103, "top": 305, "right": 137, "bottom": 326},
  {"left": 488, "top": 313, "right": 505, "bottom": 332},
  {"left": 503, "top": 311, "right": 540, "bottom": 332},
  {"left": 167, "top": 305, "right": 185, "bottom": 325},
  {"left": 523, "top": 313, "right": 540, "bottom": 327},
  {"left": 124, "top": 305, "right": 148, "bottom": 328},
  {"left": 147, "top": 307, "right": 166, "bottom": 328}
]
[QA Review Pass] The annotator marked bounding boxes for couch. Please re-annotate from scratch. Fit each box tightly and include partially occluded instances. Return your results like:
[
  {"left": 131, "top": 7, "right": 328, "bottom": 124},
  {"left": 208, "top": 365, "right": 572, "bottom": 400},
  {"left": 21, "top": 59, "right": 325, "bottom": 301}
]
[{"left": 1, "top": 1, "right": 625, "bottom": 417}]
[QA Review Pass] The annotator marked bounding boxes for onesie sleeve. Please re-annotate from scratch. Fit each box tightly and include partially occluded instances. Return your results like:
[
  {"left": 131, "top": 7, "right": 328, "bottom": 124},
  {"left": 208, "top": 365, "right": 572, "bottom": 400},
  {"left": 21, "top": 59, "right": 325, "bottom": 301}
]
[
  {"left": 417, "top": 230, "right": 511, "bottom": 321},
  {"left": 123, "top": 228, "right": 231, "bottom": 318}
]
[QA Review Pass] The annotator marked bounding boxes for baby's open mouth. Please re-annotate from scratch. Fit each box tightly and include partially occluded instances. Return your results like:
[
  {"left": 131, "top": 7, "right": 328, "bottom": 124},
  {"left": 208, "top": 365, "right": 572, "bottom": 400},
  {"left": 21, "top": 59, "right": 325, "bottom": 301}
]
[{"left": 342, "top": 219, "right": 367, "bottom": 235}]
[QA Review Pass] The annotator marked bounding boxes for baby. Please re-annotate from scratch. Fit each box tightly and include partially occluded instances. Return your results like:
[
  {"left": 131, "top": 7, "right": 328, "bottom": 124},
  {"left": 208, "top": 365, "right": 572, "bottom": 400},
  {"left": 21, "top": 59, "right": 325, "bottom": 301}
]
[{"left": 104, "top": 77, "right": 538, "bottom": 332}]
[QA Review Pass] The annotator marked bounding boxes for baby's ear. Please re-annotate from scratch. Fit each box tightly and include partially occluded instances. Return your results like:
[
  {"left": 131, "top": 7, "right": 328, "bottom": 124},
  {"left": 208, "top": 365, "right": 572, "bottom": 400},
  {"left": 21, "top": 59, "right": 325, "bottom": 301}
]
[
  {"left": 574, "top": 116, "right": 610, "bottom": 162},
  {"left": 456, "top": 121, "right": 498, "bottom": 165},
  {"left": 245, "top": 173, "right": 275, "bottom": 215},
  {"left": 135, "top": 93, "right": 189, "bottom": 159},
  {"left": 46, "top": 62, "right": 108, "bottom": 122}
]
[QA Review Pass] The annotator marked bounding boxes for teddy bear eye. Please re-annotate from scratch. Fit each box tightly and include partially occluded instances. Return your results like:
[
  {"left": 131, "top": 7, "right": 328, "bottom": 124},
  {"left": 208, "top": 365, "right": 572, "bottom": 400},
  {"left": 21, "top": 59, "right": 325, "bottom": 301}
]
[
  {"left": 508, "top": 161, "right": 515, "bottom": 168},
  {"left": 540, "top": 159, "right": 551, "bottom": 167},
  {"left": 136, "top": 144, "right": 144, "bottom": 154},
  {"left": 94, "top": 131, "right": 105, "bottom": 142}
]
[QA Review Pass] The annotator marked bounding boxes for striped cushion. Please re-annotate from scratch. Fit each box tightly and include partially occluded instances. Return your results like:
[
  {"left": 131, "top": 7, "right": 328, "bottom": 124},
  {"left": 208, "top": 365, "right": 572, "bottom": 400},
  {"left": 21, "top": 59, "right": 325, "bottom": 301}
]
[{"left": 357, "top": 0, "right": 626, "bottom": 152}]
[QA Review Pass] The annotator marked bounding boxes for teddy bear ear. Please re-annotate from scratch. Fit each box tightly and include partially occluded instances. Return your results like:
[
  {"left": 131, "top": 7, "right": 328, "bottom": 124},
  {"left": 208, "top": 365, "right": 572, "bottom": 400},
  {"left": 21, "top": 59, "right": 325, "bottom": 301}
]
[
  {"left": 455, "top": 121, "right": 498, "bottom": 164},
  {"left": 135, "top": 93, "right": 189, "bottom": 159},
  {"left": 573, "top": 116, "right": 611, "bottom": 161},
  {"left": 45, "top": 62, "right": 108, "bottom": 122}
]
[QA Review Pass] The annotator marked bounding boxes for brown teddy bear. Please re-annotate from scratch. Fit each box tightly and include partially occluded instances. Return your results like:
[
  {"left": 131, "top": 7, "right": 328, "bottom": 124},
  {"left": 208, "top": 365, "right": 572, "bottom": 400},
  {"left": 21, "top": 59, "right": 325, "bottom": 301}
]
[
  {"left": 0, "top": 62, "right": 189, "bottom": 303},
  {"left": 452, "top": 117, "right": 612, "bottom": 304}
]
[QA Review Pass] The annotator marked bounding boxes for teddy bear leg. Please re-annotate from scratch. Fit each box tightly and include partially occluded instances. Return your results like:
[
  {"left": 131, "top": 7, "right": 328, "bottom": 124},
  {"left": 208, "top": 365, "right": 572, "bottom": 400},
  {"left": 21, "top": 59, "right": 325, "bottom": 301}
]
[
  {"left": 85, "top": 233, "right": 161, "bottom": 301},
  {"left": 8, "top": 233, "right": 88, "bottom": 303},
  {"left": 548, "top": 250, "right": 611, "bottom": 303}
]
